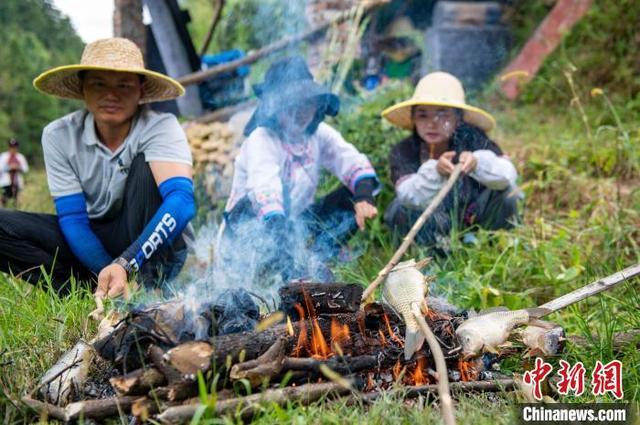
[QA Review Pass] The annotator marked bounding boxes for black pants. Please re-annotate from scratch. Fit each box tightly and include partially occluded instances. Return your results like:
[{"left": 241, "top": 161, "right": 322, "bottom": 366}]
[
  {"left": 1, "top": 184, "right": 19, "bottom": 207},
  {"left": 221, "top": 186, "right": 359, "bottom": 284},
  {"left": 384, "top": 178, "right": 519, "bottom": 248},
  {"left": 0, "top": 155, "right": 186, "bottom": 295}
]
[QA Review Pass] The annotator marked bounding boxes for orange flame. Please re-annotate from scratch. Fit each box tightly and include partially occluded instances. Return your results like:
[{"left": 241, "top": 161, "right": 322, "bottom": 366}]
[
  {"left": 378, "top": 329, "right": 387, "bottom": 346},
  {"left": 392, "top": 360, "right": 402, "bottom": 380},
  {"left": 458, "top": 359, "right": 478, "bottom": 382},
  {"left": 310, "top": 317, "right": 330, "bottom": 359},
  {"left": 411, "top": 357, "right": 428, "bottom": 386},
  {"left": 383, "top": 313, "right": 404, "bottom": 347},
  {"left": 293, "top": 303, "right": 307, "bottom": 357},
  {"left": 366, "top": 372, "right": 375, "bottom": 391},
  {"left": 330, "top": 318, "right": 350, "bottom": 346}
]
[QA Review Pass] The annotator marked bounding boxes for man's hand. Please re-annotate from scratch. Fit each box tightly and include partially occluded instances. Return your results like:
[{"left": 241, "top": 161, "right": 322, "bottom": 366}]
[
  {"left": 458, "top": 151, "right": 477, "bottom": 174},
  {"left": 95, "top": 263, "right": 129, "bottom": 299},
  {"left": 354, "top": 201, "right": 378, "bottom": 230},
  {"left": 436, "top": 151, "right": 456, "bottom": 177}
]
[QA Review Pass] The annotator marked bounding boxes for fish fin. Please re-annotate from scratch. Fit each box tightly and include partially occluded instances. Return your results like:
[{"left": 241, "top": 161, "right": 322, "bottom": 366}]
[
  {"left": 525, "top": 307, "right": 552, "bottom": 319},
  {"left": 477, "top": 306, "right": 510, "bottom": 315},
  {"left": 484, "top": 345, "right": 499, "bottom": 354},
  {"left": 527, "top": 319, "right": 557, "bottom": 329},
  {"left": 404, "top": 330, "right": 423, "bottom": 361}
]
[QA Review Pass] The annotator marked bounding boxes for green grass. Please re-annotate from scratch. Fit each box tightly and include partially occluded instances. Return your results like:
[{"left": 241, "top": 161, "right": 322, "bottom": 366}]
[{"left": 1, "top": 87, "right": 639, "bottom": 423}]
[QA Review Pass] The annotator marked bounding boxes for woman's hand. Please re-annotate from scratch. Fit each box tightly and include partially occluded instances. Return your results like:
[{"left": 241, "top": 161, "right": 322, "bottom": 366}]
[
  {"left": 436, "top": 151, "right": 456, "bottom": 176},
  {"left": 354, "top": 201, "right": 378, "bottom": 230},
  {"left": 458, "top": 151, "right": 477, "bottom": 174}
]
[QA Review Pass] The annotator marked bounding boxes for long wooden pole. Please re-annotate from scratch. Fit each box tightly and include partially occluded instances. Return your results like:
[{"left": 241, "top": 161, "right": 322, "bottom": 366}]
[
  {"left": 199, "top": 0, "right": 226, "bottom": 57},
  {"left": 538, "top": 263, "right": 640, "bottom": 315},
  {"left": 177, "top": 0, "right": 390, "bottom": 87},
  {"left": 361, "top": 165, "right": 463, "bottom": 302}
]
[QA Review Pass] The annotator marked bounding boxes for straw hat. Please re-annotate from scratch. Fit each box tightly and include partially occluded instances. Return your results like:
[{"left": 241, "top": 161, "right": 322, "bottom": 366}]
[
  {"left": 382, "top": 72, "right": 495, "bottom": 132},
  {"left": 33, "top": 38, "right": 184, "bottom": 104}
]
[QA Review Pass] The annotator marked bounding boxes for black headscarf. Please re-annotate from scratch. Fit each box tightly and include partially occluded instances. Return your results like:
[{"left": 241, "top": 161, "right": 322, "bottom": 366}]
[{"left": 243, "top": 56, "right": 340, "bottom": 137}]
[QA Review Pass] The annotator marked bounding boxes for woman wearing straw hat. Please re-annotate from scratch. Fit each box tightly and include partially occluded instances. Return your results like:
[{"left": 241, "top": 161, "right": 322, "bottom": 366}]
[
  {"left": 382, "top": 72, "right": 519, "bottom": 250},
  {"left": 219, "top": 56, "right": 379, "bottom": 285},
  {"left": 0, "top": 38, "right": 195, "bottom": 297}
]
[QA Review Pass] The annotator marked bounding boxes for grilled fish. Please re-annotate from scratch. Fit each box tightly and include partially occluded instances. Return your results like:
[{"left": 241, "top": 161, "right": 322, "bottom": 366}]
[
  {"left": 39, "top": 340, "right": 95, "bottom": 405},
  {"left": 456, "top": 307, "right": 549, "bottom": 358},
  {"left": 521, "top": 321, "right": 565, "bottom": 357},
  {"left": 382, "top": 259, "right": 428, "bottom": 360}
]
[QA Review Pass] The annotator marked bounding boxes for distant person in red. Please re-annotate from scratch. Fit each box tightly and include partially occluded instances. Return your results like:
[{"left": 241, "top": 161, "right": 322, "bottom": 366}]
[{"left": 0, "top": 139, "right": 29, "bottom": 207}]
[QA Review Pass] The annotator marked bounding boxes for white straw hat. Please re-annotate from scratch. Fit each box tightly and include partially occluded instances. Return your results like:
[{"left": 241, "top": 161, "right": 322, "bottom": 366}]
[
  {"left": 33, "top": 38, "right": 184, "bottom": 104},
  {"left": 382, "top": 72, "right": 495, "bottom": 132}
]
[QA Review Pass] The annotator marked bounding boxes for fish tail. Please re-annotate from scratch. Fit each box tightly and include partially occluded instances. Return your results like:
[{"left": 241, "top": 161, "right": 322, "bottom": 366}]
[
  {"left": 404, "top": 329, "right": 425, "bottom": 361},
  {"left": 525, "top": 307, "right": 552, "bottom": 319}
]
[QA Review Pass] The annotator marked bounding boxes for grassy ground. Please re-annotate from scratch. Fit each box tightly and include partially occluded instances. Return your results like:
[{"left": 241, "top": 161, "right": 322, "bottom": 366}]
[{"left": 0, "top": 88, "right": 638, "bottom": 423}]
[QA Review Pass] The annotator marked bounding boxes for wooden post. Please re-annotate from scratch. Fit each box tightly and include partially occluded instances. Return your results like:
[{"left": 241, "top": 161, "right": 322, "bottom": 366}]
[
  {"left": 113, "top": 0, "right": 146, "bottom": 55},
  {"left": 144, "top": 0, "right": 203, "bottom": 117}
]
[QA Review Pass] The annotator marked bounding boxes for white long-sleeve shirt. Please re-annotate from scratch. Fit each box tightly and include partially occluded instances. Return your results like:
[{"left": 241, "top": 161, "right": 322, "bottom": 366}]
[
  {"left": 395, "top": 149, "right": 517, "bottom": 209},
  {"left": 0, "top": 151, "right": 29, "bottom": 189},
  {"left": 225, "top": 123, "right": 378, "bottom": 218}
]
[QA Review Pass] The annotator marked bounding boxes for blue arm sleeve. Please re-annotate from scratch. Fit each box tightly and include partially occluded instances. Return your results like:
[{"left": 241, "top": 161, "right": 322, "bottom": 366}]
[
  {"left": 54, "top": 194, "right": 113, "bottom": 274},
  {"left": 120, "top": 176, "right": 196, "bottom": 271}
]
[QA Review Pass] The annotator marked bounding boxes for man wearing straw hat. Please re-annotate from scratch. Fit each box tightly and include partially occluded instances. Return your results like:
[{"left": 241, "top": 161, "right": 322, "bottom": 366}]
[
  {"left": 0, "top": 38, "right": 196, "bottom": 297},
  {"left": 382, "top": 72, "right": 519, "bottom": 249}
]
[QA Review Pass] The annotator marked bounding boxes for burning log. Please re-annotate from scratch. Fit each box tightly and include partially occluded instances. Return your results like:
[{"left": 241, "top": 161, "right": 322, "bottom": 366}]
[
  {"left": 155, "top": 381, "right": 352, "bottom": 424},
  {"left": 109, "top": 367, "right": 166, "bottom": 396},
  {"left": 279, "top": 282, "right": 364, "bottom": 318}
]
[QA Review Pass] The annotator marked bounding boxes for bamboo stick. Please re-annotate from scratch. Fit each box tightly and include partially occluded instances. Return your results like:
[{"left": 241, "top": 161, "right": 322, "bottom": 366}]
[{"left": 362, "top": 164, "right": 463, "bottom": 302}]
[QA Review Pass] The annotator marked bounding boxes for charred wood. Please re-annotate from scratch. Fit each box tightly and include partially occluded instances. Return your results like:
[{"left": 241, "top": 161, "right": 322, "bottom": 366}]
[
  {"left": 279, "top": 282, "right": 363, "bottom": 318},
  {"left": 109, "top": 367, "right": 166, "bottom": 396}
]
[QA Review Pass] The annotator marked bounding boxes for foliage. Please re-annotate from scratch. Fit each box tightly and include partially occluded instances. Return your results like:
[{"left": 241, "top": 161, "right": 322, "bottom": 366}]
[
  {"left": 511, "top": 0, "right": 640, "bottom": 110},
  {"left": 183, "top": 0, "right": 307, "bottom": 55},
  {"left": 0, "top": 0, "right": 84, "bottom": 160}
]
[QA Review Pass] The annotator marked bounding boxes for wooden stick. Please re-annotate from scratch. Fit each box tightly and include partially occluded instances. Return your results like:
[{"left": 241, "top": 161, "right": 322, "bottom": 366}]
[
  {"left": 198, "top": 0, "right": 225, "bottom": 56},
  {"left": 362, "top": 164, "right": 463, "bottom": 302},
  {"left": 155, "top": 381, "right": 351, "bottom": 424},
  {"left": 538, "top": 263, "right": 640, "bottom": 315},
  {"left": 21, "top": 396, "right": 66, "bottom": 421},
  {"left": 413, "top": 306, "right": 456, "bottom": 425},
  {"left": 358, "top": 378, "right": 517, "bottom": 403},
  {"left": 148, "top": 345, "right": 183, "bottom": 385},
  {"left": 230, "top": 337, "right": 286, "bottom": 387},
  {"left": 64, "top": 396, "right": 138, "bottom": 420},
  {"left": 110, "top": 367, "right": 166, "bottom": 396},
  {"left": 177, "top": 0, "right": 389, "bottom": 86},
  {"left": 568, "top": 329, "right": 640, "bottom": 352}
]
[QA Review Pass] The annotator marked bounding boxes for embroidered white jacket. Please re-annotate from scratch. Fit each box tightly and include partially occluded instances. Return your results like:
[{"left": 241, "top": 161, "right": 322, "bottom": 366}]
[{"left": 226, "top": 123, "right": 377, "bottom": 218}]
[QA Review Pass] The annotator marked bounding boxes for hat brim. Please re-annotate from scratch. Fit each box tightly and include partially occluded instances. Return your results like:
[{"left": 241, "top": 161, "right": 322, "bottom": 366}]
[
  {"left": 382, "top": 99, "right": 495, "bottom": 132},
  {"left": 244, "top": 82, "right": 339, "bottom": 136},
  {"left": 33, "top": 65, "right": 185, "bottom": 104}
]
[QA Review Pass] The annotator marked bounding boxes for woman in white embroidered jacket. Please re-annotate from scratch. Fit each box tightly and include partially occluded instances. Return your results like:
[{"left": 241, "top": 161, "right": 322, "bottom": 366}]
[
  {"left": 382, "top": 72, "right": 519, "bottom": 250},
  {"left": 220, "top": 56, "right": 379, "bottom": 283}
]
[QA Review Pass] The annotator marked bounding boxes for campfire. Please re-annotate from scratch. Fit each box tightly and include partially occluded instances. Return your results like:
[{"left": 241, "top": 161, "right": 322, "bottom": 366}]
[{"left": 23, "top": 280, "right": 525, "bottom": 423}]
